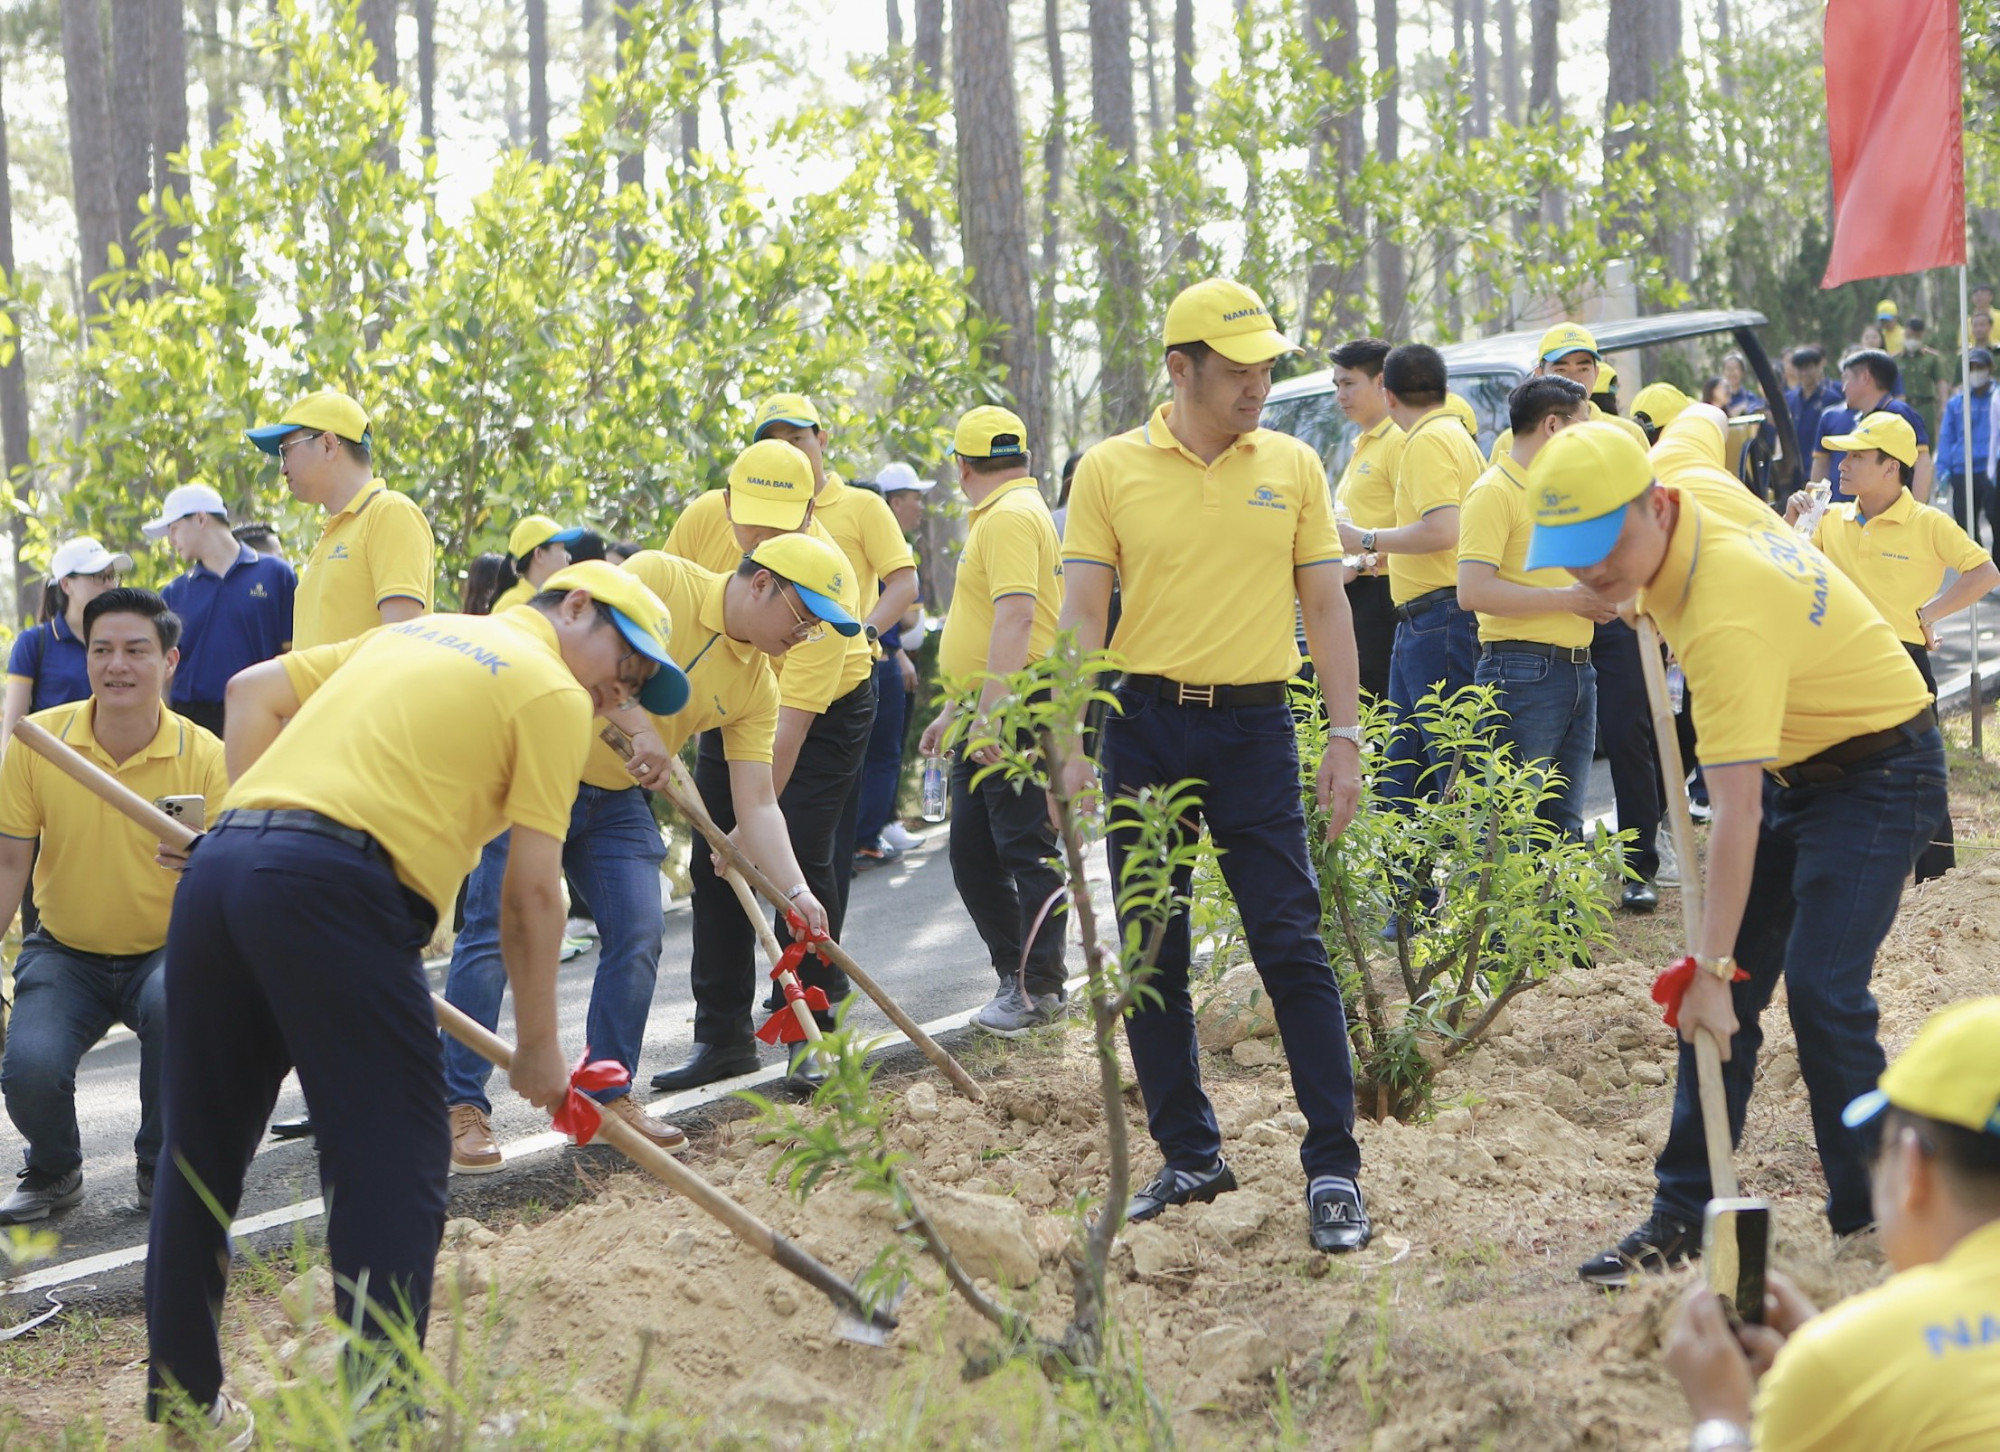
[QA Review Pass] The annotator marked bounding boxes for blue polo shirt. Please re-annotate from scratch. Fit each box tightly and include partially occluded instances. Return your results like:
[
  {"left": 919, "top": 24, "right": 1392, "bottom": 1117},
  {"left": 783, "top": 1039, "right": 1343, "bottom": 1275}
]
[
  {"left": 1817, "top": 397, "right": 1929, "bottom": 500},
  {"left": 160, "top": 544, "right": 297, "bottom": 705},
  {"left": 5, "top": 614, "right": 90, "bottom": 711}
]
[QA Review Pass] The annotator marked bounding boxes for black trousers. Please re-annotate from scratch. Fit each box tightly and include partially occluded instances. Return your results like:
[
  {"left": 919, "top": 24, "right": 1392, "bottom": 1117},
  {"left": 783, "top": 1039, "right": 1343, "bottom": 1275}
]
[
  {"left": 832, "top": 671, "right": 878, "bottom": 915},
  {"left": 146, "top": 820, "right": 444, "bottom": 1419},
  {"left": 1592, "top": 618, "right": 1662, "bottom": 879},
  {"left": 948, "top": 752, "right": 1068, "bottom": 997},
  {"left": 1905, "top": 642, "right": 1957, "bottom": 880},
  {"left": 1346, "top": 573, "right": 1396, "bottom": 700},
  {"left": 688, "top": 679, "right": 874, "bottom": 1045}
]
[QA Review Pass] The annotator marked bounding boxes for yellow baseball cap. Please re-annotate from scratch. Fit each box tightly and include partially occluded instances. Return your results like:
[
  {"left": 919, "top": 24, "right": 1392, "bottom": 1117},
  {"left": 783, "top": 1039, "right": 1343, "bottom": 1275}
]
[
  {"left": 1844, "top": 997, "right": 2000, "bottom": 1136},
  {"left": 951, "top": 405, "right": 1029, "bottom": 459},
  {"left": 507, "top": 514, "right": 585, "bottom": 559},
  {"left": 1598, "top": 360, "right": 1619, "bottom": 392},
  {"left": 1876, "top": 299, "right": 1899, "bottom": 320},
  {"left": 750, "top": 393, "right": 823, "bottom": 441},
  {"left": 1631, "top": 382, "right": 1692, "bottom": 433},
  {"left": 1524, "top": 421, "right": 1655, "bottom": 571},
  {"left": 1442, "top": 393, "right": 1479, "bottom": 438},
  {"left": 1537, "top": 322, "right": 1602, "bottom": 364},
  {"left": 1163, "top": 278, "right": 1301, "bottom": 365},
  {"left": 541, "top": 560, "right": 690, "bottom": 714},
  {"left": 747, "top": 534, "right": 862, "bottom": 636},
  {"left": 726, "top": 439, "right": 816, "bottom": 530},
  {"left": 1823, "top": 411, "right": 1919, "bottom": 467},
  {"left": 247, "top": 389, "right": 372, "bottom": 454}
]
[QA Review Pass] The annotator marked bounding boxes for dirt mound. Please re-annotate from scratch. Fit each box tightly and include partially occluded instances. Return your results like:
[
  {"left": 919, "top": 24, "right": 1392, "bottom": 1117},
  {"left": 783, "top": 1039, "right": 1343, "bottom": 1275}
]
[{"left": 410, "top": 868, "right": 2000, "bottom": 1445}]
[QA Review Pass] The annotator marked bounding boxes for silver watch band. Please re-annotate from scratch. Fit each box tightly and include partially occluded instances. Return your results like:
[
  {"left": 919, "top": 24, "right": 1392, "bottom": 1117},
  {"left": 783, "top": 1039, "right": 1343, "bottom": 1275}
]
[
  {"left": 1326, "top": 725, "right": 1363, "bottom": 746},
  {"left": 1689, "top": 1419, "right": 1752, "bottom": 1452}
]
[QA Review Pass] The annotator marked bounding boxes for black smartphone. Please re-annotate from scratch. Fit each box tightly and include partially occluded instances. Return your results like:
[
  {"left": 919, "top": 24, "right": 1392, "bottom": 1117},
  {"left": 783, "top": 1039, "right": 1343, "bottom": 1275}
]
[{"left": 1703, "top": 1197, "right": 1770, "bottom": 1328}]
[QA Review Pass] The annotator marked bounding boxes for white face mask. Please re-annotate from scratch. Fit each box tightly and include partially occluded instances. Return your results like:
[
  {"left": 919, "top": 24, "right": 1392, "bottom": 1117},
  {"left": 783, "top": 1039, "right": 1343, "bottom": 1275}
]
[{"left": 1973, "top": 369, "right": 1993, "bottom": 389}]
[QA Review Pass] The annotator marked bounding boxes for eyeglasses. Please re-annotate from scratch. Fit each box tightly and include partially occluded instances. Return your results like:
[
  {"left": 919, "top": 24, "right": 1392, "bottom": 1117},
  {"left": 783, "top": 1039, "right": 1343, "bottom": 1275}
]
[
  {"left": 277, "top": 432, "right": 326, "bottom": 461},
  {"left": 779, "top": 585, "right": 825, "bottom": 643}
]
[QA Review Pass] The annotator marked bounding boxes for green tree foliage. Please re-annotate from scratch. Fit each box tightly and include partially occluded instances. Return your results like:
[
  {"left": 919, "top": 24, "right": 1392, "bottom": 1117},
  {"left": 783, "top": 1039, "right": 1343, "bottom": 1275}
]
[{"left": 3, "top": 0, "right": 991, "bottom": 598}]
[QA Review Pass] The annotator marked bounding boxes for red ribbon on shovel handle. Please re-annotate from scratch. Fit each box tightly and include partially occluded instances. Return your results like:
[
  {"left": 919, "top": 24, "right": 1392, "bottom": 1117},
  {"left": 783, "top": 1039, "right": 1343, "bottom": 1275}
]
[
  {"left": 1651, "top": 955, "right": 1749, "bottom": 1029},
  {"left": 551, "top": 1049, "right": 631, "bottom": 1145},
  {"left": 756, "top": 940, "right": 831, "bottom": 1044}
]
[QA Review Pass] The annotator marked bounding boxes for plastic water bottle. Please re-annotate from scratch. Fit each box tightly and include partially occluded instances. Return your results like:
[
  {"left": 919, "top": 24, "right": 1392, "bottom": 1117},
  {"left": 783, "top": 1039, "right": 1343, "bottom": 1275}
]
[
  {"left": 1666, "top": 661, "right": 1686, "bottom": 715},
  {"left": 921, "top": 757, "right": 948, "bottom": 822},
  {"left": 1794, "top": 481, "right": 1832, "bottom": 538}
]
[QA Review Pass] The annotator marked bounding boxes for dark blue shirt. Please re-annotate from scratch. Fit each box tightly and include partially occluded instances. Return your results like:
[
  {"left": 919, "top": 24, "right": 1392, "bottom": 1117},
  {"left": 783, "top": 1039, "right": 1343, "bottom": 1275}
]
[
  {"left": 1785, "top": 381, "right": 1843, "bottom": 471},
  {"left": 1817, "top": 397, "right": 1929, "bottom": 500},
  {"left": 160, "top": 544, "right": 297, "bottom": 705},
  {"left": 6, "top": 613, "right": 90, "bottom": 711}
]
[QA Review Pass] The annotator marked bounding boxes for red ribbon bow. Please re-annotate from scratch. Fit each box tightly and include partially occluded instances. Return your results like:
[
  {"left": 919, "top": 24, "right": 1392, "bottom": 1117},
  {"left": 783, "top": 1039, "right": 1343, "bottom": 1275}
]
[
  {"left": 550, "top": 1049, "right": 631, "bottom": 1146},
  {"left": 786, "top": 910, "right": 831, "bottom": 944},
  {"left": 1651, "top": 955, "right": 1749, "bottom": 1029},
  {"left": 757, "top": 939, "right": 832, "bottom": 1043}
]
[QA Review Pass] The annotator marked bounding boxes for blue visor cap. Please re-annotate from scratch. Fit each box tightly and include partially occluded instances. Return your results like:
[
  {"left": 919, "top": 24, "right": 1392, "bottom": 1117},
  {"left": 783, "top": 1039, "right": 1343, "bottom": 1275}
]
[
  {"left": 547, "top": 527, "right": 587, "bottom": 545},
  {"left": 1525, "top": 503, "right": 1630, "bottom": 572},
  {"left": 245, "top": 423, "right": 373, "bottom": 456},
  {"left": 1842, "top": 1089, "right": 1891, "bottom": 1130},
  {"left": 795, "top": 584, "right": 862, "bottom": 637},
  {"left": 609, "top": 610, "right": 692, "bottom": 715}
]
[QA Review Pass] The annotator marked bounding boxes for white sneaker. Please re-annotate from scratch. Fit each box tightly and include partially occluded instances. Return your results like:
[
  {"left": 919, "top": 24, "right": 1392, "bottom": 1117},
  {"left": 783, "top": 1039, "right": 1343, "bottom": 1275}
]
[
  {"left": 881, "top": 822, "right": 925, "bottom": 851},
  {"left": 564, "top": 917, "right": 598, "bottom": 939},
  {"left": 1655, "top": 833, "right": 1682, "bottom": 890}
]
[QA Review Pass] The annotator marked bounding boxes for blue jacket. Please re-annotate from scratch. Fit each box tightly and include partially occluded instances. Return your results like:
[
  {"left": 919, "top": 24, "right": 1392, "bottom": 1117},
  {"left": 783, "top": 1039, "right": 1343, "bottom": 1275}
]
[{"left": 1938, "top": 386, "right": 1995, "bottom": 477}]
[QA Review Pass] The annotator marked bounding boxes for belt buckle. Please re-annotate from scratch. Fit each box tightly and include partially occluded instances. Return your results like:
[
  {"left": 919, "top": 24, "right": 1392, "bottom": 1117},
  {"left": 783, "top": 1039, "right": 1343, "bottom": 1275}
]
[{"left": 1177, "top": 683, "right": 1217, "bottom": 707}]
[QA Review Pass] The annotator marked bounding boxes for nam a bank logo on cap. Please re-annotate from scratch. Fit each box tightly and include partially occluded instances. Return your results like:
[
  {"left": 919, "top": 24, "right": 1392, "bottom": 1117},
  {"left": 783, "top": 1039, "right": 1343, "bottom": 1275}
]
[
  {"left": 828, "top": 570, "right": 845, "bottom": 594},
  {"left": 329, "top": 543, "right": 351, "bottom": 560},
  {"left": 747, "top": 473, "right": 798, "bottom": 492},
  {"left": 1246, "top": 485, "right": 1288, "bottom": 511},
  {"left": 1538, "top": 487, "right": 1587, "bottom": 521}
]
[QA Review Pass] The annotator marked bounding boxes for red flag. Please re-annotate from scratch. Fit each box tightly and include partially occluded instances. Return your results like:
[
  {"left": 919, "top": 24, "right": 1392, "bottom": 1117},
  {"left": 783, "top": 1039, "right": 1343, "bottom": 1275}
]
[{"left": 1821, "top": 0, "right": 1965, "bottom": 288}]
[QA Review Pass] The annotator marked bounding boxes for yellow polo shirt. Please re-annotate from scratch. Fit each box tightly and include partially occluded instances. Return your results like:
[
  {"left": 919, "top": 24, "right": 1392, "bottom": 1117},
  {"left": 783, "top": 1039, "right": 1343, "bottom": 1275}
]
[
  {"left": 228, "top": 608, "right": 590, "bottom": 920},
  {"left": 812, "top": 473, "right": 917, "bottom": 621},
  {"left": 1635, "top": 498, "right": 1931, "bottom": 768},
  {"left": 1812, "top": 492, "right": 1992, "bottom": 647},
  {"left": 579, "top": 551, "right": 782, "bottom": 789},
  {"left": 938, "top": 478, "right": 1064, "bottom": 687},
  {"left": 1457, "top": 455, "right": 1592, "bottom": 648},
  {"left": 1653, "top": 412, "right": 1784, "bottom": 531},
  {"left": 0, "top": 702, "right": 227, "bottom": 955},
  {"left": 663, "top": 490, "right": 871, "bottom": 711},
  {"left": 1064, "top": 404, "right": 1343, "bottom": 685},
  {"left": 1751, "top": 1218, "right": 2000, "bottom": 1451},
  {"left": 490, "top": 578, "right": 535, "bottom": 614},
  {"left": 294, "top": 479, "right": 436, "bottom": 648},
  {"left": 1489, "top": 402, "right": 1648, "bottom": 469},
  {"left": 1389, "top": 408, "right": 1485, "bottom": 604},
  {"left": 1335, "top": 415, "right": 1403, "bottom": 530}
]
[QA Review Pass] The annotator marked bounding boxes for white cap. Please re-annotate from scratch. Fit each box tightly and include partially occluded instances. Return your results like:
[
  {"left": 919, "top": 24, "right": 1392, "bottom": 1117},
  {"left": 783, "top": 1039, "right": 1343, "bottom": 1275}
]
[
  {"left": 875, "top": 461, "right": 933, "bottom": 494},
  {"left": 141, "top": 482, "right": 230, "bottom": 540},
  {"left": 49, "top": 537, "right": 134, "bottom": 581}
]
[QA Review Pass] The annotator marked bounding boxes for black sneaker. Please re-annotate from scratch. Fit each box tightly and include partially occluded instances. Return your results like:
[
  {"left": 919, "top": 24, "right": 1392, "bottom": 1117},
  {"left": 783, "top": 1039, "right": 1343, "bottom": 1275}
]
[
  {"left": 1577, "top": 1210, "right": 1699, "bottom": 1286},
  {"left": 0, "top": 1166, "right": 84, "bottom": 1224},
  {"left": 136, "top": 1162, "right": 155, "bottom": 1213},
  {"left": 1307, "top": 1182, "right": 1373, "bottom": 1253},
  {"left": 1126, "top": 1159, "right": 1237, "bottom": 1223}
]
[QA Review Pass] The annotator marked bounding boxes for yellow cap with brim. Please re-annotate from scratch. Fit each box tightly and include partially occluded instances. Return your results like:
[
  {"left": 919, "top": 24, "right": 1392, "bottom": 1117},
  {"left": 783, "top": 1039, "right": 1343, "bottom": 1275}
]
[
  {"left": 1876, "top": 299, "right": 1900, "bottom": 320},
  {"left": 1524, "top": 421, "right": 1655, "bottom": 571},
  {"left": 727, "top": 439, "right": 816, "bottom": 530},
  {"left": 1537, "top": 322, "right": 1602, "bottom": 365},
  {"left": 750, "top": 393, "right": 823, "bottom": 441},
  {"left": 1442, "top": 393, "right": 1479, "bottom": 438},
  {"left": 1163, "top": 278, "right": 1301, "bottom": 365},
  {"left": 247, "top": 389, "right": 372, "bottom": 455},
  {"left": 1598, "top": 361, "right": 1619, "bottom": 391},
  {"left": 508, "top": 514, "right": 585, "bottom": 560},
  {"left": 1823, "top": 411, "right": 1919, "bottom": 467},
  {"left": 1844, "top": 997, "right": 2000, "bottom": 1136},
  {"left": 950, "top": 405, "right": 1029, "bottom": 459},
  {"left": 747, "top": 534, "right": 861, "bottom": 636},
  {"left": 541, "top": 560, "right": 690, "bottom": 715},
  {"left": 1631, "top": 382, "right": 1692, "bottom": 432}
]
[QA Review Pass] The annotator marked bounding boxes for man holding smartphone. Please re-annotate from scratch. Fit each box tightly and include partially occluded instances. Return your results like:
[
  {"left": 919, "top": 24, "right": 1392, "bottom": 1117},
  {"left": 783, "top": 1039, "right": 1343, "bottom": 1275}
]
[{"left": 0, "top": 589, "right": 227, "bottom": 1225}]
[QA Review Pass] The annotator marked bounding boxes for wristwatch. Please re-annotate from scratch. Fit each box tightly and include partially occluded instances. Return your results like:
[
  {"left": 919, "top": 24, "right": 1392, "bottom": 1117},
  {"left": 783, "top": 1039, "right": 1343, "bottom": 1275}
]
[
  {"left": 784, "top": 883, "right": 811, "bottom": 901},
  {"left": 1696, "top": 954, "right": 1738, "bottom": 982},
  {"left": 1327, "top": 725, "right": 1363, "bottom": 747},
  {"left": 1689, "top": 1419, "right": 1751, "bottom": 1451},
  {"left": 1360, "top": 529, "right": 1378, "bottom": 553},
  {"left": 864, "top": 623, "right": 880, "bottom": 645}
]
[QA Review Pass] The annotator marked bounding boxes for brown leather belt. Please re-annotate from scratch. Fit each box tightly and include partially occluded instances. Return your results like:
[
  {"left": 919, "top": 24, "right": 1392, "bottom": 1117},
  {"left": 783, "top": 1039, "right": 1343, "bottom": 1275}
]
[{"left": 1767, "top": 707, "right": 1936, "bottom": 788}]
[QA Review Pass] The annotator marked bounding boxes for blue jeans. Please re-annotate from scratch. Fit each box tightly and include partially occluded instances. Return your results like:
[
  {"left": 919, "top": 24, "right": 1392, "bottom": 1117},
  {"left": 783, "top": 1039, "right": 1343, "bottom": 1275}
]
[
  {"left": 1101, "top": 685, "right": 1361, "bottom": 1183},
  {"left": 1, "top": 932, "right": 165, "bottom": 1177},
  {"left": 1474, "top": 646, "right": 1598, "bottom": 840},
  {"left": 855, "top": 655, "right": 910, "bottom": 849},
  {"left": 1382, "top": 594, "right": 1480, "bottom": 808},
  {"left": 1650, "top": 729, "right": 1948, "bottom": 1232},
  {"left": 441, "top": 784, "right": 664, "bottom": 1112}
]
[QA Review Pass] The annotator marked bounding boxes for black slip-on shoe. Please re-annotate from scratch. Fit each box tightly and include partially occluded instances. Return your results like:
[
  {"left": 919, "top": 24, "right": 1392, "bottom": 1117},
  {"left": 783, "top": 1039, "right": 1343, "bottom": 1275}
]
[
  {"left": 1620, "top": 880, "right": 1660, "bottom": 914},
  {"left": 649, "top": 1041, "right": 760, "bottom": 1093},
  {"left": 1308, "top": 1182, "right": 1373, "bottom": 1253}
]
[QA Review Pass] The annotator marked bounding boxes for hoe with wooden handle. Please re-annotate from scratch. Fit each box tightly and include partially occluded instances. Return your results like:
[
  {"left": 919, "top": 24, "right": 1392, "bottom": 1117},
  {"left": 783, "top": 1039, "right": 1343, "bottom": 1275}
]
[
  {"left": 9, "top": 719, "right": 897, "bottom": 1346},
  {"left": 1633, "top": 620, "right": 1741, "bottom": 1200}
]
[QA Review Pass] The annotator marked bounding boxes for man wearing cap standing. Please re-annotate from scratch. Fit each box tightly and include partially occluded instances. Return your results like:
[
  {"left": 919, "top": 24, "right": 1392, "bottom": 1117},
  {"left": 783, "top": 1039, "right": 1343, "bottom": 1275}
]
[
  {"left": 1875, "top": 299, "right": 1906, "bottom": 357},
  {"left": 1812, "top": 350, "right": 1932, "bottom": 503},
  {"left": 490, "top": 515, "right": 587, "bottom": 614},
  {"left": 1936, "top": 347, "right": 1996, "bottom": 544},
  {"left": 1329, "top": 338, "right": 1403, "bottom": 699},
  {"left": 1521, "top": 422, "right": 1947, "bottom": 1286},
  {"left": 919, "top": 407, "right": 1067, "bottom": 1037},
  {"left": 1662, "top": 997, "right": 2000, "bottom": 1452},
  {"left": 856, "top": 462, "right": 935, "bottom": 860},
  {"left": 654, "top": 441, "right": 873, "bottom": 1090},
  {"left": 1484, "top": 322, "right": 1650, "bottom": 465},
  {"left": 145, "top": 562, "right": 683, "bottom": 1438},
  {"left": 247, "top": 389, "right": 435, "bottom": 648},
  {"left": 1057, "top": 277, "right": 1373, "bottom": 1252},
  {"left": 147, "top": 483, "right": 296, "bottom": 738}
]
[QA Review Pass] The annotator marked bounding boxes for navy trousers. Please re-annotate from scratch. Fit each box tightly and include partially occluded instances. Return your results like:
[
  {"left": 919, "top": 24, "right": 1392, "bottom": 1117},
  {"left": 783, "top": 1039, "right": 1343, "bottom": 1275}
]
[
  {"left": 1101, "top": 684, "right": 1362, "bottom": 1183},
  {"left": 145, "top": 819, "right": 445, "bottom": 1419},
  {"left": 1591, "top": 618, "right": 1662, "bottom": 880}
]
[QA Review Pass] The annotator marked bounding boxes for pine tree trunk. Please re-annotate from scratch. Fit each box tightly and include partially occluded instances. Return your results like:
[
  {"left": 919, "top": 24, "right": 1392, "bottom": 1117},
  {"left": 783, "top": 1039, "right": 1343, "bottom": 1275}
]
[
  {"left": 527, "top": 0, "right": 549, "bottom": 161},
  {"left": 711, "top": 0, "right": 733, "bottom": 151},
  {"left": 417, "top": 0, "right": 437, "bottom": 149},
  {"left": 1306, "top": 0, "right": 1363, "bottom": 340},
  {"left": 1496, "top": 0, "right": 1517, "bottom": 126},
  {"left": 110, "top": 0, "right": 152, "bottom": 256},
  {"left": 1172, "top": 0, "right": 1193, "bottom": 156},
  {"left": 0, "top": 59, "right": 32, "bottom": 621},
  {"left": 1088, "top": 0, "right": 1148, "bottom": 433},
  {"left": 886, "top": 0, "right": 902, "bottom": 46},
  {"left": 1038, "top": 0, "right": 1066, "bottom": 447},
  {"left": 1715, "top": 0, "right": 1734, "bottom": 100},
  {"left": 677, "top": 0, "right": 699, "bottom": 170},
  {"left": 1374, "top": 0, "right": 1403, "bottom": 329},
  {"left": 1528, "top": 0, "right": 1561, "bottom": 227},
  {"left": 613, "top": 5, "right": 643, "bottom": 193},
  {"left": 61, "top": 0, "right": 121, "bottom": 284},
  {"left": 152, "top": 0, "right": 190, "bottom": 257},
  {"left": 909, "top": 0, "right": 942, "bottom": 260},
  {"left": 1468, "top": 0, "right": 1489, "bottom": 138},
  {"left": 360, "top": 0, "right": 397, "bottom": 86},
  {"left": 197, "top": 0, "right": 225, "bottom": 149}
]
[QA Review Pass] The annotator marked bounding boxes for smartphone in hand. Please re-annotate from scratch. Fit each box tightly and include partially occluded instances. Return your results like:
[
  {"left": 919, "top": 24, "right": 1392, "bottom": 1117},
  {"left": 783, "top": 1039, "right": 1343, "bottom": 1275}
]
[{"left": 155, "top": 795, "right": 207, "bottom": 833}]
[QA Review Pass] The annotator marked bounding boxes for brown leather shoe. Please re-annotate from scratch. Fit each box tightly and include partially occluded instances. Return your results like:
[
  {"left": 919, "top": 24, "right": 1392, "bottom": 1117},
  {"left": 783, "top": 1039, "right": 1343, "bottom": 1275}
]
[
  {"left": 598, "top": 1093, "right": 687, "bottom": 1153},
  {"left": 448, "top": 1104, "right": 503, "bottom": 1175}
]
